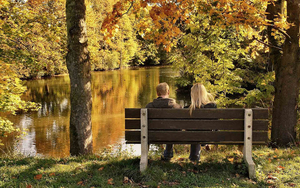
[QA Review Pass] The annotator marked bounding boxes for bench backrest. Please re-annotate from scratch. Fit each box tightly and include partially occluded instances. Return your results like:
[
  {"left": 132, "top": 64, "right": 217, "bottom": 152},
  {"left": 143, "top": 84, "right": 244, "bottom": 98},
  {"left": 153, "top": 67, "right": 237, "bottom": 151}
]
[{"left": 125, "top": 108, "right": 269, "bottom": 145}]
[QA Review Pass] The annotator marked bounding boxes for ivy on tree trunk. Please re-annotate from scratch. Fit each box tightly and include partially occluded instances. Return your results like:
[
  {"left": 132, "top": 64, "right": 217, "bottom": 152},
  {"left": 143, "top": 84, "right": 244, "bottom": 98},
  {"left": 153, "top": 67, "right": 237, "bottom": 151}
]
[{"left": 66, "top": 0, "right": 93, "bottom": 155}]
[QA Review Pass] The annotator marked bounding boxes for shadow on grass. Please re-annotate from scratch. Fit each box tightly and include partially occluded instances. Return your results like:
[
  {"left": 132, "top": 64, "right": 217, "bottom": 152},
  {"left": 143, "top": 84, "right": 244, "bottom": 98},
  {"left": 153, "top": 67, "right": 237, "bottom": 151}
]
[{"left": 0, "top": 157, "right": 267, "bottom": 187}]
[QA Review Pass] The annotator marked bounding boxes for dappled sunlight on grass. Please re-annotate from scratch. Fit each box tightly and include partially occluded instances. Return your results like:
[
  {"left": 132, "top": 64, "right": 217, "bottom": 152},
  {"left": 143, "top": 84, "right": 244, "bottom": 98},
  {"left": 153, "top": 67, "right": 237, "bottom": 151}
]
[{"left": 0, "top": 145, "right": 299, "bottom": 187}]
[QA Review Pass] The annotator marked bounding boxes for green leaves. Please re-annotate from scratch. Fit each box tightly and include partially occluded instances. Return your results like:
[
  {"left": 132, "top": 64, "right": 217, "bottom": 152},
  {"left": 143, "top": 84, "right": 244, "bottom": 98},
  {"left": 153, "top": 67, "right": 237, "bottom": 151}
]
[{"left": 171, "top": 10, "right": 274, "bottom": 108}]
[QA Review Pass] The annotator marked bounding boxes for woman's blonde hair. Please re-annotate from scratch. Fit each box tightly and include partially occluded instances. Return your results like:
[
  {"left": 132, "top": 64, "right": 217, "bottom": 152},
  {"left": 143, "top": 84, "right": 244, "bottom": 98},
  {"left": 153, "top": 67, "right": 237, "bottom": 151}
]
[{"left": 189, "top": 83, "right": 214, "bottom": 115}]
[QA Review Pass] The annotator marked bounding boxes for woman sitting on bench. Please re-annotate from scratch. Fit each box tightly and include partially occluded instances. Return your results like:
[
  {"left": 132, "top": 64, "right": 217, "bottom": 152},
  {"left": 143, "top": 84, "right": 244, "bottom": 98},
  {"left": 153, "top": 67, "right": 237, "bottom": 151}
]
[{"left": 187, "top": 83, "right": 216, "bottom": 162}]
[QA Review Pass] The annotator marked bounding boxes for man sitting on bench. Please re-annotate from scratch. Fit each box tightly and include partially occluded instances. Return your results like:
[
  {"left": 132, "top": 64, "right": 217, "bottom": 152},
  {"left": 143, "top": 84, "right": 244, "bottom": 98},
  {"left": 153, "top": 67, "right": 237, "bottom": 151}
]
[{"left": 146, "top": 82, "right": 182, "bottom": 161}]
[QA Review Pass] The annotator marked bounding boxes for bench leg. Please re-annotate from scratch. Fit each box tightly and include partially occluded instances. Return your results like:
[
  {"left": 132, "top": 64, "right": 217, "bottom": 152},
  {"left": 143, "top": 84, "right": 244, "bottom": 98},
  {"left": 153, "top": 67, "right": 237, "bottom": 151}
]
[
  {"left": 140, "top": 108, "right": 148, "bottom": 172},
  {"left": 244, "top": 109, "right": 255, "bottom": 179}
]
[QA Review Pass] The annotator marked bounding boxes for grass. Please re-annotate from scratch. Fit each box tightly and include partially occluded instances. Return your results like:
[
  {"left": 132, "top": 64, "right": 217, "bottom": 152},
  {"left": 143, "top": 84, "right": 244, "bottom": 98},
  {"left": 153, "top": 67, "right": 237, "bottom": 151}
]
[{"left": 0, "top": 145, "right": 299, "bottom": 188}]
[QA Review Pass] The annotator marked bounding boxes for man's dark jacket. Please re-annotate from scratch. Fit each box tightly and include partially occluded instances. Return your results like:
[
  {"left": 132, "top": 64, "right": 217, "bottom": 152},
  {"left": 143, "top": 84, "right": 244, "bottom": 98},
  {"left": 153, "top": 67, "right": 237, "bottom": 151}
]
[{"left": 146, "top": 97, "right": 181, "bottom": 109}]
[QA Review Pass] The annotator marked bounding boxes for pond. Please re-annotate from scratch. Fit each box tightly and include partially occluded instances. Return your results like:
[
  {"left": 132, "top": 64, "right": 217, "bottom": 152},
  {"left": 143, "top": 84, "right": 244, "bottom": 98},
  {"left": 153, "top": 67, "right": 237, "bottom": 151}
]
[{"left": 1, "top": 66, "right": 191, "bottom": 158}]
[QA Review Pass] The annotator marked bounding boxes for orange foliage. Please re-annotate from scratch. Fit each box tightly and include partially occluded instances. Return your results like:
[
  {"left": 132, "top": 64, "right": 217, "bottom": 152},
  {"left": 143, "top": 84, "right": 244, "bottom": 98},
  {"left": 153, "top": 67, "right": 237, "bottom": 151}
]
[
  {"left": 102, "top": 0, "right": 195, "bottom": 52},
  {"left": 102, "top": 0, "right": 283, "bottom": 52}
]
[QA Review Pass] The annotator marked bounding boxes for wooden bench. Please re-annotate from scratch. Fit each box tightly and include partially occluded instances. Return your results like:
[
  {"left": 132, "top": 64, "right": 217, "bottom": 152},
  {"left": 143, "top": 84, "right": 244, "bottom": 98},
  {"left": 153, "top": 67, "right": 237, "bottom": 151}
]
[{"left": 125, "top": 108, "right": 269, "bottom": 179}]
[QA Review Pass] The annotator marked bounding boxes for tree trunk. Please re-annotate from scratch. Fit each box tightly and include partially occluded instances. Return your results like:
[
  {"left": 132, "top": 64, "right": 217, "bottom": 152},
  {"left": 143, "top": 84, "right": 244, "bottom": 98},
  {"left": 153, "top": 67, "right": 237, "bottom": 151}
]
[
  {"left": 266, "top": 0, "right": 282, "bottom": 72},
  {"left": 66, "top": 0, "right": 93, "bottom": 155},
  {"left": 271, "top": 0, "right": 300, "bottom": 146}
]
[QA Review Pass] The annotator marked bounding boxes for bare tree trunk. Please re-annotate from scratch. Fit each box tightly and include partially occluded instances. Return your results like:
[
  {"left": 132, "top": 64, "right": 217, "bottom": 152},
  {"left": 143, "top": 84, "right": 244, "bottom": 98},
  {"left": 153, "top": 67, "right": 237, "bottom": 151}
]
[
  {"left": 271, "top": 0, "right": 300, "bottom": 146},
  {"left": 266, "top": 0, "right": 282, "bottom": 72},
  {"left": 66, "top": 0, "right": 93, "bottom": 155}
]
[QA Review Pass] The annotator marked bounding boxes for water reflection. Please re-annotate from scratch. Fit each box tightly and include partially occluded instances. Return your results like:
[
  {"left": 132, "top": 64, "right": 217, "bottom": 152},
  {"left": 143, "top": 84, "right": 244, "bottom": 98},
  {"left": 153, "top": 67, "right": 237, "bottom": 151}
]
[{"left": 1, "top": 67, "right": 188, "bottom": 157}]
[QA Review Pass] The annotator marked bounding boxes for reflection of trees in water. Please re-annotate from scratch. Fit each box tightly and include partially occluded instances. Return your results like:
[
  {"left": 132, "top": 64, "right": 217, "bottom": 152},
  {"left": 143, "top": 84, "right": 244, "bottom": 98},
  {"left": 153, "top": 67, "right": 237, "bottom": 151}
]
[
  {"left": 2, "top": 67, "right": 179, "bottom": 157},
  {"left": 91, "top": 68, "right": 161, "bottom": 151},
  {"left": 21, "top": 77, "right": 71, "bottom": 157}
]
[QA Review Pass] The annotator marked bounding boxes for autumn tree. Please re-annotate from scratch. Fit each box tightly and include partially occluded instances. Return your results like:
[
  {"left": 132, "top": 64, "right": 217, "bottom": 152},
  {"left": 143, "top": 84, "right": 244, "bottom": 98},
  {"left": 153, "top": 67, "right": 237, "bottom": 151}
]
[
  {"left": 169, "top": 12, "right": 275, "bottom": 108},
  {"left": 0, "top": 0, "right": 41, "bottom": 144},
  {"left": 0, "top": 0, "right": 67, "bottom": 79},
  {"left": 194, "top": 0, "right": 299, "bottom": 146},
  {"left": 103, "top": 0, "right": 299, "bottom": 146},
  {"left": 66, "top": 0, "right": 93, "bottom": 155}
]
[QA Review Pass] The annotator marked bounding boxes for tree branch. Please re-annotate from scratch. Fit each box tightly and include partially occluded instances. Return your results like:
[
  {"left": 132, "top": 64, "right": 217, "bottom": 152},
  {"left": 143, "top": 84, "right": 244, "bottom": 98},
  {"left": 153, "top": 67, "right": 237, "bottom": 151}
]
[
  {"left": 254, "top": 37, "right": 282, "bottom": 51},
  {"left": 267, "top": 24, "right": 291, "bottom": 39},
  {"left": 122, "top": 1, "right": 134, "bottom": 16}
]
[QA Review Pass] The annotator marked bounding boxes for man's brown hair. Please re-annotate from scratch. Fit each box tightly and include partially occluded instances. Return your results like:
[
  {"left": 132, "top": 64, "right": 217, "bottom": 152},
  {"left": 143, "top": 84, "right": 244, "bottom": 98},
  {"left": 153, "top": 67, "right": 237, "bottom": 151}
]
[{"left": 156, "top": 82, "right": 169, "bottom": 96}]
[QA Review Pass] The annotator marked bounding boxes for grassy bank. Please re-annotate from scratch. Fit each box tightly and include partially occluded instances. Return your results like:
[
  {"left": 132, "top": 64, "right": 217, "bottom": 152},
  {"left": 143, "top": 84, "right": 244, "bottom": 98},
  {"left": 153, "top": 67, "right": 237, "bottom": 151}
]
[{"left": 0, "top": 145, "right": 299, "bottom": 188}]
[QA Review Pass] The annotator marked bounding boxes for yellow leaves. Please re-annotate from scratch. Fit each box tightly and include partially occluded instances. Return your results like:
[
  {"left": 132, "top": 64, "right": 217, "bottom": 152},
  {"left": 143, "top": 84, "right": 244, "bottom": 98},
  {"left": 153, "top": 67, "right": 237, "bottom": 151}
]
[
  {"left": 201, "top": 0, "right": 271, "bottom": 32},
  {"left": 165, "top": 46, "right": 171, "bottom": 52},
  {"left": 227, "top": 157, "right": 234, "bottom": 162},
  {"left": 0, "top": 0, "right": 9, "bottom": 7}
]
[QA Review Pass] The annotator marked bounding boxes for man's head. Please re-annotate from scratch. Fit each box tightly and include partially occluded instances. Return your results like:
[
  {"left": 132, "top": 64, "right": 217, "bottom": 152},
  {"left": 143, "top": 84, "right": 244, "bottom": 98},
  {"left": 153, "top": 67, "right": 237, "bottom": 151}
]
[{"left": 156, "top": 82, "right": 170, "bottom": 97}]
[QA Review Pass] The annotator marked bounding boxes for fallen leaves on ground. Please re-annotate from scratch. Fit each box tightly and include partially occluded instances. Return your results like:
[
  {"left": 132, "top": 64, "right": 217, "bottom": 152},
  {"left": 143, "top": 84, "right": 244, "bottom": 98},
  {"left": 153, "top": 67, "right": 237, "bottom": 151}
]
[
  {"left": 199, "top": 168, "right": 208, "bottom": 173},
  {"left": 177, "top": 158, "right": 185, "bottom": 161},
  {"left": 267, "top": 174, "right": 278, "bottom": 185},
  {"left": 77, "top": 181, "right": 84, "bottom": 185},
  {"left": 267, "top": 175, "right": 278, "bottom": 180},
  {"left": 34, "top": 174, "right": 42, "bottom": 180},
  {"left": 107, "top": 178, "right": 114, "bottom": 185},
  {"left": 26, "top": 185, "right": 32, "bottom": 188},
  {"left": 277, "top": 165, "right": 285, "bottom": 170},
  {"left": 162, "top": 181, "right": 180, "bottom": 186},
  {"left": 98, "top": 167, "right": 104, "bottom": 171},
  {"left": 288, "top": 183, "right": 296, "bottom": 187},
  {"left": 123, "top": 176, "right": 133, "bottom": 184},
  {"left": 49, "top": 172, "right": 55, "bottom": 176},
  {"left": 266, "top": 179, "right": 275, "bottom": 185},
  {"left": 187, "top": 168, "right": 198, "bottom": 174}
]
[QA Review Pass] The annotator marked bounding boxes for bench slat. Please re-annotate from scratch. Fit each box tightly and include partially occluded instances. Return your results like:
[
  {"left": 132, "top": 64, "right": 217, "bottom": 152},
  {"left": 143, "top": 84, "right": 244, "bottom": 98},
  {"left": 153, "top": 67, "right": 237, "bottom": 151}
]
[
  {"left": 125, "top": 119, "right": 268, "bottom": 131},
  {"left": 125, "top": 108, "right": 141, "bottom": 118},
  {"left": 125, "top": 108, "right": 268, "bottom": 119},
  {"left": 125, "top": 141, "right": 267, "bottom": 145},
  {"left": 125, "top": 131, "right": 268, "bottom": 143}
]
